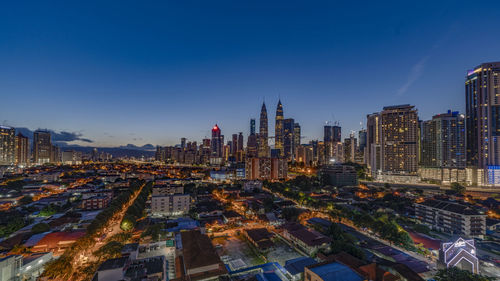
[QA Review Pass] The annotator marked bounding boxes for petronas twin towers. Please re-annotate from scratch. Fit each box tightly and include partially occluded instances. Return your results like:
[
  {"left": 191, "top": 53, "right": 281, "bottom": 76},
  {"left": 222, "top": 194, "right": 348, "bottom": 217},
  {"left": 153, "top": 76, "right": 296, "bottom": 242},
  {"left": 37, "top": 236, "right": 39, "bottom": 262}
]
[{"left": 257, "top": 99, "right": 285, "bottom": 158}]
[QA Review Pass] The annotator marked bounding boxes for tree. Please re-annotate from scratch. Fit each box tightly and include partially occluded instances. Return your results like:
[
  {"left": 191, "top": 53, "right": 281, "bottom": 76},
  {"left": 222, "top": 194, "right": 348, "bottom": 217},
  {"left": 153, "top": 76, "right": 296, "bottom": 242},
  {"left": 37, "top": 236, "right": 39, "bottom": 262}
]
[
  {"left": 434, "top": 267, "right": 494, "bottom": 281},
  {"left": 93, "top": 241, "right": 124, "bottom": 261},
  {"left": 31, "top": 223, "right": 50, "bottom": 234},
  {"left": 451, "top": 183, "right": 466, "bottom": 195}
]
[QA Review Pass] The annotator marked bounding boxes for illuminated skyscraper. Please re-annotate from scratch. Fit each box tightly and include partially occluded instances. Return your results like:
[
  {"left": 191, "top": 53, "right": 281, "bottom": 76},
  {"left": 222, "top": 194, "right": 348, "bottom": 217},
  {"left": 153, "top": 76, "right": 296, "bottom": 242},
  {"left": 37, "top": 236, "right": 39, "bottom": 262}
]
[
  {"left": 284, "top": 118, "right": 295, "bottom": 160},
  {"left": 247, "top": 119, "right": 258, "bottom": 158},
  {"left": 33, "top": 130, "right": 52, "bottom": 164},
  {"left": 0, "top": 126, "right": 16, "bottom": 165},
  {"left": 380, "top": 105, "right": 418, "bottom": 174},
  {"left": 275, "top": 100, "right": 284, "bottom": 156},
  {"left": 258, "top": 102, "right": 269, "bottom": 157},
  {"left": 211, "top": 124, "right": 223, "bottom": 158},
  {"left": 366, "top": 113, "right": 381, "bottom": 176},
  {"left": 16, "top": 133, "right": 29, "bottom": 165},
  {"left": 421, "top": 111, "right": 465, "bottom": 168},
  {"left": 465, "top": 62, "right": 500, "bottom": 169}
]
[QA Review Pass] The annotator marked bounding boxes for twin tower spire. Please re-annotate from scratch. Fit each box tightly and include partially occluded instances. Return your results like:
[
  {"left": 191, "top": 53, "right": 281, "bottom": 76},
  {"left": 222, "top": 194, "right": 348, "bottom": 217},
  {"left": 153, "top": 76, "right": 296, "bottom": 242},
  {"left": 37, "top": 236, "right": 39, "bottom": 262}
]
[{"left": 257, "top": 100, "right": 284, "bottom": 157}]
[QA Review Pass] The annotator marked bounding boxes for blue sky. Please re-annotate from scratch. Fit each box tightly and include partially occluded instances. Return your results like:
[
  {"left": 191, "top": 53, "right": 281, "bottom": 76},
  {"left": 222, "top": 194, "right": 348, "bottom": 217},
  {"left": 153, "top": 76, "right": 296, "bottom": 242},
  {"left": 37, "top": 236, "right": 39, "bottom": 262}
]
[{"left": 1, "top": 0, "right": 499, "bottom": 146}]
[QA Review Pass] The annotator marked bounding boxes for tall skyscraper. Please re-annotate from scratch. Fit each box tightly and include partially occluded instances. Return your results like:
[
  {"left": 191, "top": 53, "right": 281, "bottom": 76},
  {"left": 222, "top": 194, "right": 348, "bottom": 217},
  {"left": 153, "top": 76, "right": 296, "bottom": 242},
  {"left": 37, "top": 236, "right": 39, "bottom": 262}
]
[
  {"left": 323, "top": 124, "right": 341, "bottom": 164},
  {"left": 283, "top": 118, "right": 295, "bottom": 160},
  {"left": 343, "top": 133, "right": 357, "bottom": 163},
  {"left": 0, "top": 126, "right": 16, "bottom": 165},
  {"left": 366, "top": 113, "right": 381, "bottom": 176},
  {"left": 380, "top": 105, "right": 418, "bottom": 174},
  {"left": 211, "top": 124, "right": 223, "bottom": 158},
  {"left": 258, "top": 102, "right": 269, "bottom": 157},
  {"left": 33, "top": 130, "right": 52, "bottom": 164},
  {"left": 16, "top": 133, "right": 29, "bottom": 165},
  {"left": 293, "top": 122, "right": 301, "bottom": 154},
  {"left": 232, "top": 133, "right": 238, "bottom": 156},
  {"left": 247, "top": 119, "right": 258, "bottom": 158},
  {"left": 421, "top": 111, "right": 466, "bottom": 169},
  {"left": 465, "top": 62, "right": 500, "bottom": 169},
  {"left": 181, "top": 138, "right": 186, "bottom": 149},
  {"left": 275, "top": 100, "right": 284, "bottom": 157}
]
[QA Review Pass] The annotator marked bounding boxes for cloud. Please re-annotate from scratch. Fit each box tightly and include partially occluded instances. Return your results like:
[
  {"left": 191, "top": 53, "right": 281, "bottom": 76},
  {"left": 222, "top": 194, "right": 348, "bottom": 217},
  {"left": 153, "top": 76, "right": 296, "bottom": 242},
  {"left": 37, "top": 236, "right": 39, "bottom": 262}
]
[
  {"left": 15, "top": 127, "right": 94, "bottom": 145},
  {"left": 396, "top": 55, "right": 429, "bottom": 96}
]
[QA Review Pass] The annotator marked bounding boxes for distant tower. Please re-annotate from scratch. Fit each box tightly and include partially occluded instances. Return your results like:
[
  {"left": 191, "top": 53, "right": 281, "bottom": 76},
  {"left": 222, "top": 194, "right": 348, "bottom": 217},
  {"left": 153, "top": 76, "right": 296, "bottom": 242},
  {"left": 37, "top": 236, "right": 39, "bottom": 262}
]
[
  {"left": 259, "top": 102, "right": 269, "bottom": 157},
  {"left": 275, "top": 100, "right": 284, "bottom": 157},
  {"left": 250, "top": 119, "right": 256, "bottom": 135},
  {"left": 0, "top": 126, "right": 16, "bottom": 165},
  {"left": 211, "top": 124, "right": 223, "bottom": 157},
  {"left": 33, "top": 130, "right": 52, "bottom": 164},
  {"left": 16, "top": 133, "right": 29, "bottom": 165}
]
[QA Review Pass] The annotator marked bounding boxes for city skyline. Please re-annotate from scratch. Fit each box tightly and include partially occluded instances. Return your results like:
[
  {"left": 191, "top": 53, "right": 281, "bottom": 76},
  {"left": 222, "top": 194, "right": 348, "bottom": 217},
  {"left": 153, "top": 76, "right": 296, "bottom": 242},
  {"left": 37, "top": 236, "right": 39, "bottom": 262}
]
[{"left": 2, "top": 1, "right": 500, "bottom": 146}]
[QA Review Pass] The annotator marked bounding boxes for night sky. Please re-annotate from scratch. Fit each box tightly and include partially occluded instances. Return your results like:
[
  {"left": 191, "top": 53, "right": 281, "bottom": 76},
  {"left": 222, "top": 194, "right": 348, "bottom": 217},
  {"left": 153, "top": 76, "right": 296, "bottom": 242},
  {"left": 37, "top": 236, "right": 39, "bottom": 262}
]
[{"left": 1, "top": 0, "right": 499, "bottom": 147}]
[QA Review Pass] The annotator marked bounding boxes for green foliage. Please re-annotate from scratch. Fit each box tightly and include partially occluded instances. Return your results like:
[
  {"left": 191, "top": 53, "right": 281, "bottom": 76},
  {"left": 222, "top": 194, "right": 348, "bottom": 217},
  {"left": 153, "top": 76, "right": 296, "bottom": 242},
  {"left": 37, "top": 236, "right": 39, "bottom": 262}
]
[
  {"left": 141, "top": 223, "right": 165, "bottom": 241},
  {"left": 281, "top": 208, "right": 302, "bottom": 221},
  {"left": 451, "top": 182, "right": 466, "bottom": 195},
  {"left": 93, "top": 241, "right": 124, "bottom": 261},
  {"left": 31, "top": 223, "right": 50, "bottom": 234},
  {"left": 43, "top": 179, "right": 146, "bottom": 279},
  {"left": 325, "top": 223, "right": 365, "bottom": 260},
  {"left": 19, "top": 196, "right": 33, "bottom": 205},
  {"left": 0, "top": 216, "right": 27, "bottom": 237},
  {"left": 120, "top": 181, "right": 152, "bottom": 231},
  {"left": 434, "top": 267, "right": 494, "bottom": 281},
  {"left": 39, "top": 204, "right": 61, "bottom": 217}
]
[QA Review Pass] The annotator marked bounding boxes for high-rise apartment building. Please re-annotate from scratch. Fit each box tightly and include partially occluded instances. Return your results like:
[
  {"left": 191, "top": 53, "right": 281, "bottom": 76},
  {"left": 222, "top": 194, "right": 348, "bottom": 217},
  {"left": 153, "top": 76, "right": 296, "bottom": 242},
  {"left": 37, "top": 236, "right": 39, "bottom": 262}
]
[
  {"left": 16, "top": 133, "right": 29, "bottom": 166},
  {"left": 323, "top": 125, "right": 341, "bottom": 164},
  {"left": 275, "top": 100, "right": 284, "bottom": 157},
  {"left": 366, "top": 113, "right": 381, "bottom": 176},
  {"left": 33, "top": 130, "right": 52, "bottom": 164},
  {"left": 465, "top": 62, "right": 500, "bottom": 170},
  {"left": 421, "top": 111, "right": 465, "bottom": 168},
  {"left": 258, "top": 102, "right": 269, "bottom": 157},
  {"left": 380, "top": 105, "right": 418, "bottom": 174},
  {"left": 0, "top": 126, "right": 16, "bottom": 165}
]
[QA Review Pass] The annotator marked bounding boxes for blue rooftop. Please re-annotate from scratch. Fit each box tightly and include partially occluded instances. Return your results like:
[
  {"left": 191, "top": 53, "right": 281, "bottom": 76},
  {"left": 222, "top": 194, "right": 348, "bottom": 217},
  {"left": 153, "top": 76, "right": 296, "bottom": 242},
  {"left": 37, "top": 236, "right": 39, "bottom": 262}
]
[
  {"left": 285, "top": 257, "right": 318, "bottom": 275},
  {"left": 309, "top": 262, "right": 363, "bottom": 281}
]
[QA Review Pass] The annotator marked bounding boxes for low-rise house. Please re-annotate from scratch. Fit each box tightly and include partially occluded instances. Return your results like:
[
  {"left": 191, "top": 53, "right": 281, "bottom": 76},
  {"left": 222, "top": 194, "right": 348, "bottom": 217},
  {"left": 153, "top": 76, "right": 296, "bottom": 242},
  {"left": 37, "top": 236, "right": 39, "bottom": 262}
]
[
  {"left": 95, "top": 257, "right": 130, "bottom": 281},
  {"left": 31, "top": 230, "right": 86, "bottom": 256},
  {"left": 18, "top": 252, "right": 53, "bottom": 281},
  {"left": 125, "top": 255, "right": 167, "bottom": 281},
  {"left": 244, "top": 228, "right": 274, "bottom": 250},
  {"left": 282, "top": 223, "right": 331, "bottom": 255},
  {"left": 180, "top": 230, "right": 227, "bottom": 280},
  {"left": 305, "top": 261, "right": 365, "bottom": 281},
  {"left": 222, "top": 210, "right": 242, "bottom": 224}
]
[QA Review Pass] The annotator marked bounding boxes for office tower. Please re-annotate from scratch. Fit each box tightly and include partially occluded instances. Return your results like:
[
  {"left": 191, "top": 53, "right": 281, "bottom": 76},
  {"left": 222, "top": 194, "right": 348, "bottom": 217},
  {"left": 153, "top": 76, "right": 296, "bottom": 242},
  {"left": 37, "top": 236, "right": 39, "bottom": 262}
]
[
  {"left": 91, "top": 147, "right": 99, "bottom": 162},
  {"left": 275, "top": 100, "right": 284, "bottom": 156},
  {"left": 367, "top": 113, "right": 381, "bottom": 175},
  {"left": 237, "top": 132, "right": 244, "bottom": 152},
  {"left": 258, "top": 102, "right": 269, "bottom": 157},
  {"left": 51, "top": 145, "right": 60, "bottom": 163},
  {"left": 283, "top": 118, "right": 295, "bottom": 160},
  {"left": 33, "top": 130, "right": 52, "bottom": 164},
  {"left": 16, "top": 133, "right": 29, "bottom": 165},
  {"left": 323, "top": 125, "right": 340, "bottom": 164},
  {"left": 465, "top": 62, "right": 500, "bottom": 169},
  {"left": 181, "top": 138, "right": 186, "bottom": 149},
  {"left": 380, "top": 105, "right": 418, "bottom": 174},
  {"left": 247, "top": 119, "right": 258, "bottom": 158},
  {"left": 343, "top": 133, "right": 357, "bottom": 163},
  {"left": 421, "top": 111, "right": 466, "bottom": 168},
  {"left": 358, "top": 130, "right": 367, "bottom": 152},
  {"left": 232, "top": 134, "right": 238, "bottom": 156},
  {"left": 0, "top": 126, "right": 16, "bottom": 165},
  {"left": 293, "top": 123, "right": 301, "bottom": 151},
  {"left": 296, "top": 145, "right": 313, "bottom": 167},
  {"left": 332, "top": 126, "right": 341, "bottom": 142},
  {"left": 211, "top": 124, "right": 223, "bottom": 158}
]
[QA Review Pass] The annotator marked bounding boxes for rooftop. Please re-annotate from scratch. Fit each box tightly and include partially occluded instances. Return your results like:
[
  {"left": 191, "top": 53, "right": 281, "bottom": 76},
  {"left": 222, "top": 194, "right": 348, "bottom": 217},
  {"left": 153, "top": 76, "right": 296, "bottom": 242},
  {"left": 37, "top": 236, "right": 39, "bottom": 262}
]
[
  {"left": 98, "top": 257, "right": 129, "bottom": 271},
  {"left": 307, "top": 262, "right": 364, "bottom": 281},
  {"left": 180, "top": 230, "right": 223, "bottom": 270}
]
